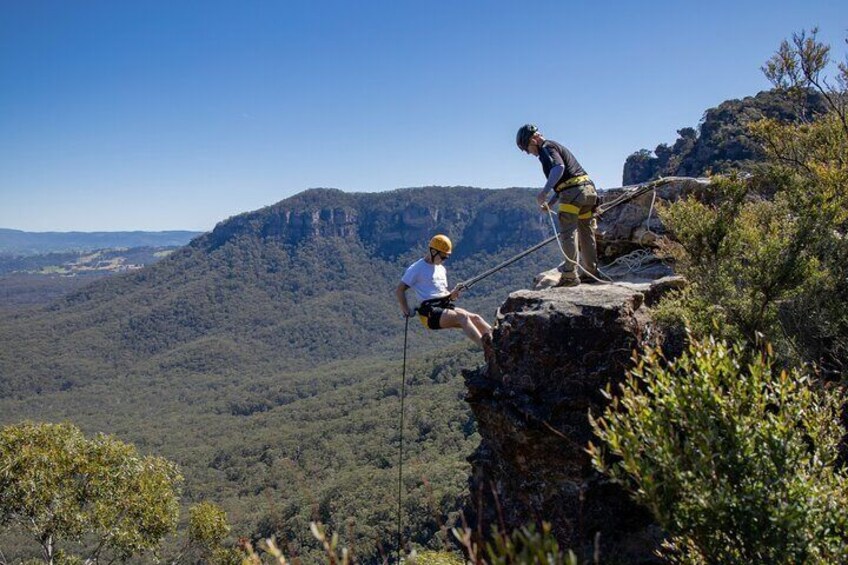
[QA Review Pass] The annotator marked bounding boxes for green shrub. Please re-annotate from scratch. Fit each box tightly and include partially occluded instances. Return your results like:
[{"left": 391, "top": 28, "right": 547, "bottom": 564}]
[
  {"left": 409, "top": 549, "right": 465, "bottom": 565},
  {"left": 589, "top": 337, "right": 848, "bottom": 564},
  {"left": 189, "top": 501, "right": 232, "bottom": 547},
  {"left": 655, "top": 30, "right": 848, "bottom": 375},
  {"left": 656, "top": 174, "right": 815, "bottom": 349},
  {"left": 0, "top": 422, "right": 182, "bottom": 564},
  {"left": 452, "top": 522, "right": 578, "bottom": 565}
]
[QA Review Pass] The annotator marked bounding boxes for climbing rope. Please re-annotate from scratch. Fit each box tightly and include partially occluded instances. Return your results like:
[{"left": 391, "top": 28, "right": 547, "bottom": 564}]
[
  {"left": 544, "top": 208, "right": 612, "bottom": 284},
  {"left": 457, "top": 233, "right": 560, "bottom": 290},
  {"left": 638, "top": 184, "right": 659, "bottom": 245},
  {"left": 396, "top": 313, "right": 410, "bottom": 562},
  {"left": 603, "top": 248, "right": 659, "bottom": 275},
  {"left": 604, "top": 183, "right": 661, "bottom": 276},
  {"left": 596, "top": 176, "right": 672, "bottom": 216},
  {"left": 596, "top": 188, "right": 662, "bottom": 276}
]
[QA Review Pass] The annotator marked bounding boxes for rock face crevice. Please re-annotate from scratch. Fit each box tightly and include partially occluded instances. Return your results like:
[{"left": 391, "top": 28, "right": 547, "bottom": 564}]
[{"left": 465, "top": 283, "right": 668, "bottom": 563}]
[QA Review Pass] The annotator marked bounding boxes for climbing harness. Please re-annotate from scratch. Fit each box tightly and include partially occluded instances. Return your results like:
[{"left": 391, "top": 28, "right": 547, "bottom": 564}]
[
  {"left": 554, "top": 174, "right": 592, "bottom": 193},
  {"left": 545, "top": 176, "right": 595, "bottom": 210},
  {"left": 417, "top": 296, "right": 455, "bottom": 329}
]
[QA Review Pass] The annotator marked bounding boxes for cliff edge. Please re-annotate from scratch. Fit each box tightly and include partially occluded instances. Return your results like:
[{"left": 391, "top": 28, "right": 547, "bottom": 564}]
[{"left": 464, "top": 281, "right": 678, "bottom": 563}]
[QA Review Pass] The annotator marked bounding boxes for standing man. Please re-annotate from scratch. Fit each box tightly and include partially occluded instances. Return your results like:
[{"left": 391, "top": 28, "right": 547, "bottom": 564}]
[
  {"left": 516, "top": 124, "right": 599, "bottom": 287},
  {"left": 396, "top": 234, "right": 494, "bottom": 354}
]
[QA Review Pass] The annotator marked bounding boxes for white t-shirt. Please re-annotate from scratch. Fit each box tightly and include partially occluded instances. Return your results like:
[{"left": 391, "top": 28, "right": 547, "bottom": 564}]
[{"left": 401, "top": 258, "right": 450, "bottom": 303}]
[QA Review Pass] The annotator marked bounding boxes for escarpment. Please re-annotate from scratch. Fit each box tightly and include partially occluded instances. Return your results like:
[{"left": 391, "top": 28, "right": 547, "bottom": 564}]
[{"left": 195, "top": 187, "right": 551, "bottom": 258}]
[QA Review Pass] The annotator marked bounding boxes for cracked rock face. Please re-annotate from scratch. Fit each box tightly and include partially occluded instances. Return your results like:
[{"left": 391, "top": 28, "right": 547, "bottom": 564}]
[
  {"left": 464, "top": 283, "right": 668, "bottom": 563},
  {"left": 596, "top": 177, "right": 710, "bottom": 259}
]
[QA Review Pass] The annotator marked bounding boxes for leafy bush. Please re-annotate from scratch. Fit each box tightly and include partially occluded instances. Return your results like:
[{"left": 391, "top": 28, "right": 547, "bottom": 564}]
[
  {"left": 655, "top": 30, "right": 848, "bottom": 375},
  {"left": 655, "top": 174, "right": 815, "bottom": 347},
  {"left": 750, "top": 30, "right": 848, "bottom": 375},
  {"left": 589, "top": 337, "right": 848, "bottom": 564},
  {"left": 189, "top": 501, "right": 232, "bottom": 546},
  {"left": 452, "top": 522, "right": 579, "bottom": 565},
  {"left": 174, "top": 502, "right": 242, "bottom": 564}
]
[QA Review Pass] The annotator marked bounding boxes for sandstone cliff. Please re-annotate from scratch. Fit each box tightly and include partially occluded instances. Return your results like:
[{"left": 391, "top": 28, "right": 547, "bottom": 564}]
[{"left": 197, "top": 187, "right": 551, "bottom": 259}]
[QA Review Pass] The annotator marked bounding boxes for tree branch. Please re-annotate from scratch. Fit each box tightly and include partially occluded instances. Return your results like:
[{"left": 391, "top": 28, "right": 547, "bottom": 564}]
[
  {"left": 40, "top": 532, "right": 54, "bottom": 565},
  {"left": 84, "top": 513, "right": 123, "bottom": 565}
]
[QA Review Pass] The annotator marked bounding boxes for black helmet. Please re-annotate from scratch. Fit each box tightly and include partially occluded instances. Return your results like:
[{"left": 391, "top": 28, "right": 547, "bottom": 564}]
[{"left": 516, "top": 124, "right": 538, "bottom": 151}]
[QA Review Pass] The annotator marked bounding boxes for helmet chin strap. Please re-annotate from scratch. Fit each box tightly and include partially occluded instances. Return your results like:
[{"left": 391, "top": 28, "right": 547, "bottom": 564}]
[{"left": 429, "top": 248, "right": 439, "bottom": 261}]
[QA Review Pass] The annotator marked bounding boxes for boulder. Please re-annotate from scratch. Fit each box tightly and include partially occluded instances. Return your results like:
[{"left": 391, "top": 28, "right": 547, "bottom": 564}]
[{"left": 596, "top": 176, "right": 710, "bottom": 258}]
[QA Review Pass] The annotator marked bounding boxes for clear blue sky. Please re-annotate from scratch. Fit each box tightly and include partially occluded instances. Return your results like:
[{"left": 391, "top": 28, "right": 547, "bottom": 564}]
[{"left": 1, "top": 1, "right": 846, "bottom": 231}]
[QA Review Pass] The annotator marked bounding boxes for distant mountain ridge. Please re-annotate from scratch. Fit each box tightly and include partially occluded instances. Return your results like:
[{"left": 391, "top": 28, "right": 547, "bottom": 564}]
[
  {"left": 0, "top": 228, "right": 202, "bottom": 255},
  {"left": 201, "top": 186, "right": 545, "bottom": 258}
]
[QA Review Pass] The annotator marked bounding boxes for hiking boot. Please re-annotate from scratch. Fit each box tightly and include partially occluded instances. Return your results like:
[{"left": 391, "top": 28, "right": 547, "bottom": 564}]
[{"left": 555, "top": 274, "right": 580, "bottom": 288}]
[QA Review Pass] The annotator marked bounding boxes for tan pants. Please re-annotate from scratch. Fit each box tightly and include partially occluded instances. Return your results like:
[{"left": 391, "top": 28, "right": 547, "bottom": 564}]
[{"left": 557, "top": 184, "right": 598, "bottom": 282}]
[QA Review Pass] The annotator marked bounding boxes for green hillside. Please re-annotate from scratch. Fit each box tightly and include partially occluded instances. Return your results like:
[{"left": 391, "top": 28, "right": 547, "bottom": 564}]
[{"left": 0, "top": 186, "right": 563, "bottom": 561}]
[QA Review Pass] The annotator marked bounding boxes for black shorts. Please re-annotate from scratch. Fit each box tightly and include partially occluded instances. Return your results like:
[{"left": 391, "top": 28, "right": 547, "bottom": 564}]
[{"left": 417, "top": 296, "right": 455, "bottom": 330}]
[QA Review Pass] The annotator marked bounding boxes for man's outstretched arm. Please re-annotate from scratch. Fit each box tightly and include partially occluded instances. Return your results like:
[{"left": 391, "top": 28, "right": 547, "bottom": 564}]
[{"left": 395, "top": 282, "right": 412, "bottom": 317}]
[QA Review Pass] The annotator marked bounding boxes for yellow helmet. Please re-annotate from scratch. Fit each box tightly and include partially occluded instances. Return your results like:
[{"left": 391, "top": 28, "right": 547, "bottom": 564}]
[{"left": 429, "top": 234, "right": 452, "bottom": 254}]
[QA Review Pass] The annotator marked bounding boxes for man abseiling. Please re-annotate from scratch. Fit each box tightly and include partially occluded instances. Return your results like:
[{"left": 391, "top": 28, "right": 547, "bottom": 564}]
[{"left": 396, "top": 234, "right": 493, "bottom": 350}]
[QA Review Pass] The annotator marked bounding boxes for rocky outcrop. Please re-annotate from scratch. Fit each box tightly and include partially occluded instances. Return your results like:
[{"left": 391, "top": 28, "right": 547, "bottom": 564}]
[
  {"left": 597, "top": 177, "right": 710, "bottom": 258},
  {"left": 464, "top": 282, "right": 674, "bottom": 563}
]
